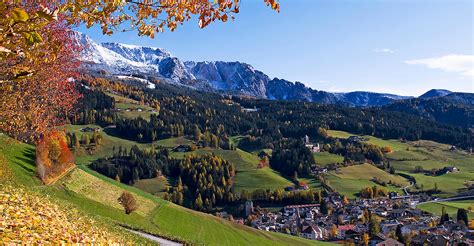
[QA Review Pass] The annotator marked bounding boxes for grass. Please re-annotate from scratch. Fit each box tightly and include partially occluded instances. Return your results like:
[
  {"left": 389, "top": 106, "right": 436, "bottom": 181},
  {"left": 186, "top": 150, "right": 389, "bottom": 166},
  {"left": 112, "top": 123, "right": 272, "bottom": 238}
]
[
  {"left": 326, "top": 163, "right": 409, "bottom": 198},
  {"left": 327, "top": 130, "right": 408, "bottom": 151},
  {"left": 333, "top": 163, "right": 409, "bottom": 186},
  {"left": 0, "top": 135, "right": 325, "bottom": 245},
  {"left": 108, "top": 93, "right": 157, "bottom": 121},
  {"left": 313, "top": 152, "right": 344, "bottom": 166},
  {"left": 417, "top": 199, "right": 474, "bottom": 218},
  {"left": 400, "top": 171, "right": 473, "bottom": 197},
  {"left": 327, "top": 130, "right": 474, "bottom": 198},
  {"left": 172, "top": 147, "right": 293, "bottom": 192},
  {"left": 133, "top": 176, "right": 170, "bottom": 197},
  {"left": 298, "top": 177, "right": 322, "bottom": 189},
  {"left": 154, "top": 137, "right": 194, "bottom": 148},
  {"left": 63, "top": 124, "right": 151, "bottom": 165},
  {"left": 61, "top": 168, "right": 157, "bottom": 216}
]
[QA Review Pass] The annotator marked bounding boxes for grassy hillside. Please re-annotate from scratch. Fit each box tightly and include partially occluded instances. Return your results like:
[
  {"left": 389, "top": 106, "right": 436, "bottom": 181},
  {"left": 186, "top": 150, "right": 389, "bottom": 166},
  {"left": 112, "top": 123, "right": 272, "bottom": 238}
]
[
  {"left": 171, "top": 147, "right": 294, "bottom": 192},
  {"left": 417, "top": 200, "right": 474, "bottom": 218},
  {"left": 108, "top": 93, "right": 157, "bottom": 120},
  {"left": 327, "top": 130, "right": 407, "bottom": 151},
  {"left": 0, "top": 135, "right": 326, "bottom": 245},
  {"left": 326, "top": 130, "right": 474, "bottom": 198},
  {"left": 326, "top": 163, "right": 409, "bottom": 198},
  {"left": 133, "top": 176, "right": 170, "bottom": 197},
  {"left": 63, "top": 124, "right": 152, "bottom": 165},
  {"left": 0, "top": 136, "right": 149, "bottom": 244},
  {"left": 313, "top": 152, "right": 344, "bottom": 166}
]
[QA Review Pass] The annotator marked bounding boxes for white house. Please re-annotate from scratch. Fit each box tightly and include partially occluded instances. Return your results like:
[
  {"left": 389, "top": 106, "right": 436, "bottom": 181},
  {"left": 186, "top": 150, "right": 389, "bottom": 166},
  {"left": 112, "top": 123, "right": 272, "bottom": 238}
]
[{"left": 300, "top": 224, "right": 324, "bottom": 240}]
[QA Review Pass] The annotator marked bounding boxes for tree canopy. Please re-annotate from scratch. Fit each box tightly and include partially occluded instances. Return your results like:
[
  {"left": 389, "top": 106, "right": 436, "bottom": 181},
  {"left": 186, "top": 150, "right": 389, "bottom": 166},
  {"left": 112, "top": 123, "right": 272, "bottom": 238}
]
[{"left": 0, "top": 0, "right": 279, "bottom": 141}]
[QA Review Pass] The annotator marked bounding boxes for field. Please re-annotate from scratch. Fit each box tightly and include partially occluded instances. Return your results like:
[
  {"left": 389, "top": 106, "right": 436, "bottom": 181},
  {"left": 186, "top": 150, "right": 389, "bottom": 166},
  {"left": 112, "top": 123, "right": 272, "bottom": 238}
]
[
  {"left": 108, "top": 93, "right": 157, "bottom": 120},
  {"left": 417, "top": 200, "right": 474, "bottom": 218},
  {"left": 326, "top": 163, "right": 409, "bottom": 198},
  {"left": 327, "top": 130, "right": 474, "bottom": 198},
  {"left": 0, "top": 135, "right": 325, "bottom": 245},
  {"left": 313, "top": 152, "right": 344, "bottom": 166},
  {"left": 62, "top": 168, "right": 158, "bottom": 216},
  {"left": 63, "top": 124, "right": 152, "bottom": 165},
  {"left": 172, "top": 147, "right": 293, "bottom": 192},
  {"left": 133, "top": 176, "right": 170, "bottom": 197},
  {"left": 327, "top": 130, "right": 407, "bottom": 151},
  {"left": 154, "top": 137, "right": 194, "bottom": 148}
]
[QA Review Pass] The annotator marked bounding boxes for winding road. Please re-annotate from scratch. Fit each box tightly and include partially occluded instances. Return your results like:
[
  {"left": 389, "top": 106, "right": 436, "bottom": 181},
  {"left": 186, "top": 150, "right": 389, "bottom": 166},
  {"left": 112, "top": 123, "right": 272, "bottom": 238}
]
[{"left": 123, "top": 228, "right": 183, "bottom": 246}]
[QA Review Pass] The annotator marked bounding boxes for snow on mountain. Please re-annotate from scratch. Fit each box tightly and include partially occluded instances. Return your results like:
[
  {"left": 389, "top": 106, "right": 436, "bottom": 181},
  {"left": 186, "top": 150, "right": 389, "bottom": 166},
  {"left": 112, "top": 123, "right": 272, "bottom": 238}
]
[{"left": 78, "top": 33, "right": 445, "bottom": 107}]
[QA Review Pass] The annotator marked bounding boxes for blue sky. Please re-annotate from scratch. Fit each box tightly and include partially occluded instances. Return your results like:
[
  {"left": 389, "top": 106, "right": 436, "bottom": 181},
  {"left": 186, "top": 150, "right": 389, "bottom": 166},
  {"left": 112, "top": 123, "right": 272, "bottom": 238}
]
[{"left": 77, "top": 0, "right": 473, "bottom": 96}]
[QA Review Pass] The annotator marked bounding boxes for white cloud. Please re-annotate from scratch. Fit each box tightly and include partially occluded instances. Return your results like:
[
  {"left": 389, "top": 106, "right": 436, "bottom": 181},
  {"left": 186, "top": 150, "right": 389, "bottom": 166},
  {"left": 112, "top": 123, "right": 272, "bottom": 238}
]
[
  {"left": 372, "top": 48, "right": 395, "bottom": 54},
  {"left": 405, "top": 54, "right": 474, "bottom": 77}
]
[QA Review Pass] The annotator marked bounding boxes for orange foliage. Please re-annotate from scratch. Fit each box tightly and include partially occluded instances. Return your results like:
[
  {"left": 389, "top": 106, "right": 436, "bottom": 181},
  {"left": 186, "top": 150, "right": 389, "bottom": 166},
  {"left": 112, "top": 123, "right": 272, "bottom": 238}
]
[
  {"left": 381, "top": 146, "right": 393, "bottom": 153},
  {"left": 0, "top": 8, "right": 81, "bottom": 143},
  {"left": 36, "top": 130, "right": 75, "bottom": 184}
]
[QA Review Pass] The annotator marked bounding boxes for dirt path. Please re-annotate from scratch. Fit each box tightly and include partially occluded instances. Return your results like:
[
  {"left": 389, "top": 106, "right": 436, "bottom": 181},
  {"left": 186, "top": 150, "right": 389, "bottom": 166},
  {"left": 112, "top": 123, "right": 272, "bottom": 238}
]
[{"left": 123, "top": 228, "right": 183, "bottom": 246}]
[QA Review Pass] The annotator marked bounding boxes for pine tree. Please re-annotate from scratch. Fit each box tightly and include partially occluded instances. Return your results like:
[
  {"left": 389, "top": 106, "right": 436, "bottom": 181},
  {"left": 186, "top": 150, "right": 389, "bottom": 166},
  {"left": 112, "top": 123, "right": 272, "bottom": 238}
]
[
  {"left": 368, "top": 215, "right": 380, "bottom": 236},
  {"left": 195, "top": 193, "right": 203, "bottom": 210},
  {"left": 457, "top": 208, "right": 468, "bottom": 225}
]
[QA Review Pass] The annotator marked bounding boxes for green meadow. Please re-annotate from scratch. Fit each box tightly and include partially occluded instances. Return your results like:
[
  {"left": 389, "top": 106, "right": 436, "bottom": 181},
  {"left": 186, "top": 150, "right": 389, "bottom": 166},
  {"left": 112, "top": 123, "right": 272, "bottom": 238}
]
[{"left": 0, "top": 135, "right": 326, "bottom": 245}]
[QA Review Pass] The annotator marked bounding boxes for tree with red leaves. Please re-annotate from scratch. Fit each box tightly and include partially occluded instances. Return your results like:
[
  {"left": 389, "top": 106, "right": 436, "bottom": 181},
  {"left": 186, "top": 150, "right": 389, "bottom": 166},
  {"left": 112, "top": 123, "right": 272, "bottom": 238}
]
[{"left": 36, "top": 130, "right": 75, "bottom": 184}]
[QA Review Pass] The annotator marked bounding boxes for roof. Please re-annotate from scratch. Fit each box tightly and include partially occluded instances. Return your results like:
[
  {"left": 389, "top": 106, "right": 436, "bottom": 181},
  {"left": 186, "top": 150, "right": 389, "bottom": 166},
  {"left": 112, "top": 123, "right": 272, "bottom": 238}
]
[
  {"left": 284, "top": 204, "right": 320, "bottom": 209},
  {"left": 376, "top": 238, "right": 403, "bottom": 246},
  {"left": 338, "top": 224, "right": 355, "bottom": 231}
]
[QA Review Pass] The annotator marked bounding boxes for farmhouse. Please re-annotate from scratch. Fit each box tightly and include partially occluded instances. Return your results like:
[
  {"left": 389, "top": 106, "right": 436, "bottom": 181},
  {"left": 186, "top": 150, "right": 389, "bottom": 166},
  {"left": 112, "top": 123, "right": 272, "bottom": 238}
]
[
  {"left": 300, "top": 224, "right": 324, "bottom": 240},
  {"left": 375, "top": 238, "right": 403, "bottom": 246},
  {"left": 80, "top": 127, "right": 101, "bottom": 132},
  {"left": 172, "top": 145, "right": 192, "bottom": 152}
]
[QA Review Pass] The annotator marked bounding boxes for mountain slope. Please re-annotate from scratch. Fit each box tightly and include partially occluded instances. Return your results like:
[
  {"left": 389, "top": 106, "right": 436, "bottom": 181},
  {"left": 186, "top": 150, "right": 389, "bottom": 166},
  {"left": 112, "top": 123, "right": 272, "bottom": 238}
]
[
  {"left": 419, "top": 89, "right": 452, "bottom": 99},
  {"left": 383, "top": 95, "right": 474, "bottom": 128},
  {"left": 77, "top": 33, "right": 415, "bottom": 106},
  {"left": 0, "top": 135, "right": 324, "bottom": 245}
]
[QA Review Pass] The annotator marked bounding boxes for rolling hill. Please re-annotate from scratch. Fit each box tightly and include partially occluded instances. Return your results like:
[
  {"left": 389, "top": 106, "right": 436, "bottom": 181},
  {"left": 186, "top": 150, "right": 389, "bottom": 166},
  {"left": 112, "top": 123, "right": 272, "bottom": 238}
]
[{"left": 0, "top": 135, "right": 326, "bottom": 245}]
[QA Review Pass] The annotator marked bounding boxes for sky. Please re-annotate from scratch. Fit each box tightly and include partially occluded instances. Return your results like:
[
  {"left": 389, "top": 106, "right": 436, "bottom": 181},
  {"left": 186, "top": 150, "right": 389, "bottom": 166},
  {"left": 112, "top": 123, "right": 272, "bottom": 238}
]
[{"left": 77, "top": 0, "right": 474, "bottom": 96}]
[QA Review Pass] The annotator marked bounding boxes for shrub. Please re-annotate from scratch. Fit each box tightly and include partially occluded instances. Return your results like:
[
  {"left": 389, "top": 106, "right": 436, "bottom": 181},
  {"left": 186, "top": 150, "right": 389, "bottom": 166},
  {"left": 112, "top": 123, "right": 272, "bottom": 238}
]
[{"left": 118, "top": 191, "right": 138, "bottom": 214}]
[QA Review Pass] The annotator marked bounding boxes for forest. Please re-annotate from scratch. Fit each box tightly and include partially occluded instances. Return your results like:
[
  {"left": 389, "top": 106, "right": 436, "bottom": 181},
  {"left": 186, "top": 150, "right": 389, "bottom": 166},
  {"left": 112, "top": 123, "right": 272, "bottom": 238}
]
[{"left": 74, "top": 77, "right": 473, "bottom": 151}]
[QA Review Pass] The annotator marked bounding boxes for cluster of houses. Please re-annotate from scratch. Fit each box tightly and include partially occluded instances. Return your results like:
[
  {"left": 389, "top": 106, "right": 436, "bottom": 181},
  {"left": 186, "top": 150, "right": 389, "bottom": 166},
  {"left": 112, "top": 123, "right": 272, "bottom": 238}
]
[
  {"left": 115, "top": 107, "right": 158, "bottom": 113},
  {"left": 247, "top": 193, "right": 473, "bottom": 245}
]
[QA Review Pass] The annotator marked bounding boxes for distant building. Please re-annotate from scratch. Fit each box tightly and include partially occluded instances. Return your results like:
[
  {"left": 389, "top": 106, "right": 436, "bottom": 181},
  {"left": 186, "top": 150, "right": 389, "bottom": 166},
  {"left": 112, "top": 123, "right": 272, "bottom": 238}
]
[
  {"left": 375, "top": 238, "right": 403, "bottom": 246},
  {"left": 245, "top": 200, "right": 254, "bottom": 217},
  {"left": 80, "top": 127, "right": 100, "bottom": 133},
  {"left": 348, "top": 136, "right": 366, "bottom": 143},
  {"left": 300, "top": 224, "right": 324, "bottom": 240},
  {"left": 172, "top": 145, "right": 192, "bottom": 152},
  {"left": 303, "top": 135, "right": 310, "bottom": 144},
  {"left": 242, "top": 106, "right": 258, "bottom": 113}
]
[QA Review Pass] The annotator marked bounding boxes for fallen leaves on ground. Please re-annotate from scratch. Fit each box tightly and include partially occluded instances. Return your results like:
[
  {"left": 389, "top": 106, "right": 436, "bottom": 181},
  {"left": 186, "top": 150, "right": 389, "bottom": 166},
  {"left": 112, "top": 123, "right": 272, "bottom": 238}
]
[{"left": 0, "top": 185, "right": 127, "bottom": 244}]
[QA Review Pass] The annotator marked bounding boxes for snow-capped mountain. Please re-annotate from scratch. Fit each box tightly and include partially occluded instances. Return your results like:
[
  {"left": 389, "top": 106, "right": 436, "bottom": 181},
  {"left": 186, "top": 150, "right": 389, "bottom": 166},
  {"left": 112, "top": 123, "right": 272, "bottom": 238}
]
[{"left": 77, "top": 32, "right": 417, "bottom": 106}]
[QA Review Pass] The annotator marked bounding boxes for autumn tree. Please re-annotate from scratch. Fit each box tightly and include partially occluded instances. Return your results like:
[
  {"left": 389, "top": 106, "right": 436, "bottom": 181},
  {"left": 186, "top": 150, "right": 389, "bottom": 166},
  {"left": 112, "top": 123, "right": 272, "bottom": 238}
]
[
  {"left": 118, "top": 191, "right": 138, "bottom": 214},
  {"left": 0, "top": 6, "right": 81, "bottom": 143},
  {"left": 36, "top": 130, "right": 75, "bottom": 184},
  {"left": 362, "top": 233, "right": 369, "bottom": 246},
  {"left": 1, "top": 1, "right": 280, "bottom": 141}
]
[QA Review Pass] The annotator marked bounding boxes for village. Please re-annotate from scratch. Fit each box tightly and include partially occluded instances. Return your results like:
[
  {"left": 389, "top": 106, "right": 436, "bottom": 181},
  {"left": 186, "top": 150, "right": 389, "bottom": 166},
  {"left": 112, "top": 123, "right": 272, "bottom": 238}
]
[{"left": 244, "top": 191, "right": 473, "bottom": 245}]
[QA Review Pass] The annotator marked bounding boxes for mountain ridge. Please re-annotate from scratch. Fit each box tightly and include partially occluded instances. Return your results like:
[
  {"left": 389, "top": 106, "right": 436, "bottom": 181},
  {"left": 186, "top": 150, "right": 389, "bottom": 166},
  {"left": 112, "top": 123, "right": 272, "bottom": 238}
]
[{"left": 77, "top": 32, "right": 470, "bottom": 107}]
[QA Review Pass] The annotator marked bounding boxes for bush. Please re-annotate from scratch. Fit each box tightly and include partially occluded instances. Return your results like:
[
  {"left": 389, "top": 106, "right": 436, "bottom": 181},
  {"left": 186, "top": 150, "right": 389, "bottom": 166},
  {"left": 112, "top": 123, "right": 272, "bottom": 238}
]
[{"left": 118, "top": 191, "right": 138, "bottom": 214}]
